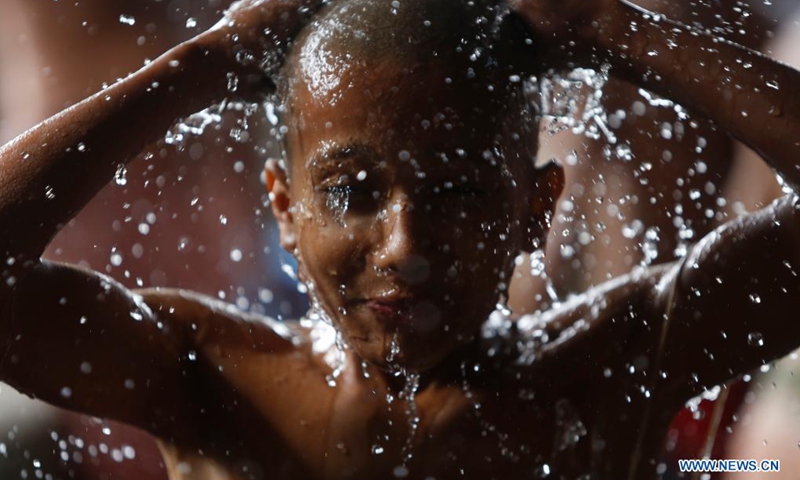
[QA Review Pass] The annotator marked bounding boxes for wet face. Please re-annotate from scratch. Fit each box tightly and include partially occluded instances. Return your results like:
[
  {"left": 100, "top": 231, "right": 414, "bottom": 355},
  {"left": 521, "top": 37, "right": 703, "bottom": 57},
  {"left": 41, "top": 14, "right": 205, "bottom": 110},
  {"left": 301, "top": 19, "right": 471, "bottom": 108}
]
[{"left": 269, "top": 58, "right": 555, "bottom": 372}]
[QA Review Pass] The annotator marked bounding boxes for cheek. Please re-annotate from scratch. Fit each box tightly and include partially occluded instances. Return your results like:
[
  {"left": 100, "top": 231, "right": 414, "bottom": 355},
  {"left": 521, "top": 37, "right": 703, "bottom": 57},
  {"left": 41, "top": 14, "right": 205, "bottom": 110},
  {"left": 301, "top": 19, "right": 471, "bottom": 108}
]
[
  {"left": 298, "top": 223, "right": 357, "bottom": 277},
  {"left": 294, "top": 214, "right": 372, "bottom": 313}
]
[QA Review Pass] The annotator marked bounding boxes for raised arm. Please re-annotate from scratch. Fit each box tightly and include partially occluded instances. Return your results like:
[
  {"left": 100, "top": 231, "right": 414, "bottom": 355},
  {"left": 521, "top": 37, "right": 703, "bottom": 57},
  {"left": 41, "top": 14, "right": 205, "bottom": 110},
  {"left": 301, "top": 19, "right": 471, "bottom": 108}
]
[
  {"left": 0, "top": 0, "right": 317, "bottom": 440},
  {"left": 513, "top": 0, "right": 800, "bottom": 190},
  {"left": 511, "top": 0, "right": 800, "bottom": 395},
  {"left": 653, "top": 195, "right": 800, "bottom": 398},
  {"left": 580, "top": 3, "right": 800, "bottom": 393},
  {"left": 596, "top": 1, "right": 800, "bottom": 190},
  {"left": 0, "top": 0, "right": 315, "bottom": 275}
]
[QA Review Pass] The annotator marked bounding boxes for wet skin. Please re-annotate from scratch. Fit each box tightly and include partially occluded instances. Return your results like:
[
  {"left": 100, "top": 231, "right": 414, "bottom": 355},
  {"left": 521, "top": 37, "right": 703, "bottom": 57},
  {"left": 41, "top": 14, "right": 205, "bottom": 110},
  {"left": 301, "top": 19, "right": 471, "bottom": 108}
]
[
  {"left": 276, "top": 58, "right": 547, "bottom": 372},
  {"left": 2, "top": 0, "right": 800, "bottom": 479}
]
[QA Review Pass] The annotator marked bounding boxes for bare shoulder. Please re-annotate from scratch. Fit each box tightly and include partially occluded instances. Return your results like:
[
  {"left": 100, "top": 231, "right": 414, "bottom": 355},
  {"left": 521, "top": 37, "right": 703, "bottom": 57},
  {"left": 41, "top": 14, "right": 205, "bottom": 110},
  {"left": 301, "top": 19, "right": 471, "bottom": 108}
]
[
  {"left": 509, "top": 263, "right": 677, "bottom": 387},
  {"left": 134, "top": 287, "right": 312, "bottom": 355}
]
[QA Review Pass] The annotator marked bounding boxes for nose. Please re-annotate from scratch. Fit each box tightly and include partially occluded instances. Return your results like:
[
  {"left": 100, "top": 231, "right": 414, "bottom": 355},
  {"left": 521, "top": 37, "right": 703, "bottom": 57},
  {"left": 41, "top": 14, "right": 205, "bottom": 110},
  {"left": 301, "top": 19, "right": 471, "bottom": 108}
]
[{"left": 373, "top": 195, "right": 431, "bottom": 285}]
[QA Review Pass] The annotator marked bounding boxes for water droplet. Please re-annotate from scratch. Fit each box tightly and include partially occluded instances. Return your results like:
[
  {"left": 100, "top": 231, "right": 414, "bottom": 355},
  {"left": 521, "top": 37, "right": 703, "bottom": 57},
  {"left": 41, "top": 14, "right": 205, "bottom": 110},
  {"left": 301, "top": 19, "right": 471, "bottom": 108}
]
[
  {"left": 80, "top": 362, "right": 92, "bottom": 374},
  {"left": 747, "top": 332, "right": 764, "bottom": 347},
  {"left": 122, "top": 445, "right": 136, "bottom": 460},
  {"left": 114, "top": 164, "right": 128, "bottom": 186},
  {"left": 393, "top": 466, "right": 409, "bottom": 478},
  {"left": 185, "top": 17, "right": 197, "bottom": 28},
  {"left": 535, "top": 463, "right": 551, "bottom": 478},
  {"left": 386, "top": 333, "right": 400, "bottom": 363},
  {"left": 371, "top": 444, "right": 384, "bottom": 455},
  {"left": 230, "top": 249, "right": 243, "bottom": 262},
  {"left": 227, "top": 72, "right": 239, "bottom": 93},
  {"left": 60, "top": 386, "right": 72, "bottom": 398},
  {"left": 258, "top": 288, "right": 273, "bottom": 303},
  {"left": 119, "top": 15, "right": 136, "bottom": 26}
]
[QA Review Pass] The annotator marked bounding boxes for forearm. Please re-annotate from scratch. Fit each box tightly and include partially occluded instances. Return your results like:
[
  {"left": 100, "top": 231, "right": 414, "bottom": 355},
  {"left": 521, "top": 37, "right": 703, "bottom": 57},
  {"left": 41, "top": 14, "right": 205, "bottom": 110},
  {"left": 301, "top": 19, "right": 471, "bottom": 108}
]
[
  {"left": 661, "top": 194, "right": 800, "bottom": 396},
  {"left": 596, "top": 2, "right": 800, "bottom": 190},
  {"left": 0, "top": 37, "right": 229, "bottom": 267}
]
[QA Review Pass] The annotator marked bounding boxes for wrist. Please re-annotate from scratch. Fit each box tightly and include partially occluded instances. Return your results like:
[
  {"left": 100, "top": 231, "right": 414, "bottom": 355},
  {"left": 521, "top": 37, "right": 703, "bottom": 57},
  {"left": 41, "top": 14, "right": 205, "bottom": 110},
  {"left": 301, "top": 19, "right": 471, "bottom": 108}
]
[
  {"left": 591, "top": 3, "right": 675, "bottom": 83},
  {"left": 146, "top": 37, "right": 232, "bottom": 108},
  {"left": 190, "top": 28, "right": 279, "bottom": 100}
]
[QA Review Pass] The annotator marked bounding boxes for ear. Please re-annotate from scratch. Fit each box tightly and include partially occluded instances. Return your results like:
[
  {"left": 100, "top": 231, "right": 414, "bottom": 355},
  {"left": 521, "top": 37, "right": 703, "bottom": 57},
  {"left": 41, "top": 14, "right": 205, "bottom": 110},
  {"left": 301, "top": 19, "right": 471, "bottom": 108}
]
[
  {"left": 523, "top": 160, "right": 564, "bottom": 252},
  {"left": 265, "top": 159, "right": 297, "bottom": 252}
]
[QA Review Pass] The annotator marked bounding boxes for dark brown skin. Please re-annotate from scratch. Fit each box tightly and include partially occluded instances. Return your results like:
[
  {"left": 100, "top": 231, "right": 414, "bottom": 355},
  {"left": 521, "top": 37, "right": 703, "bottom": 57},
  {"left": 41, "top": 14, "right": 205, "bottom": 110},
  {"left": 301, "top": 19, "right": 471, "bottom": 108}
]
[
  {"left": 1, "top": 1, "right": 799, "bottom": 479},
  {"left": 508, "top": 0, "right": 775, "bottom": 311}
]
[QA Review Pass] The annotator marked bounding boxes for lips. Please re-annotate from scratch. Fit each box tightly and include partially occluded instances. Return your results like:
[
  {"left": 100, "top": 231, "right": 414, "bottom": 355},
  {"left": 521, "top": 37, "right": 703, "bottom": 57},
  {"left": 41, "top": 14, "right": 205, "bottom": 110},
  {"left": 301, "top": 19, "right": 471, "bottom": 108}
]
[{"left": 365, "top": 298, "right": 413, "bottom": 322}]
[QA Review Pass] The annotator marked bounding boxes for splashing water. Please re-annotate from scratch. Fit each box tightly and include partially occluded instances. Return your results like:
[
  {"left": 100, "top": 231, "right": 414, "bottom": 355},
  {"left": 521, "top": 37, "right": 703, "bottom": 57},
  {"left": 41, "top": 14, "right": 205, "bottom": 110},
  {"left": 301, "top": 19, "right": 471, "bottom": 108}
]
[
  {"left": 325, "top": 184, "right": 350, "bottom": 227},
  {"left": 459, "top": 360, "right": 520, "bottom": 463},
  {"left": 114, "top": 164, "right": 128, "bottom": 186},
  {"left": 386, "top": 333, "right": 400, "bottom": 365},
  {"left": 325, "top": 331, "right": 348, "bottom": 387},
  {"left": 165, "top": 102, "right": 225, "bottom": 147},
  {"left": 539, "top": 65, "right": 613, "bottom": 143},
  {"left": 165, "top": 100, "right": 262, "bottom": 149},
  {"left": 552, "top": 399, "right": 587, "bottom": 454},
  {"left": 397, "top": 372, "right": 421, "bottom": 468},
  {"left": 302, "top": 278, "right": 348, "bottom": 384}
]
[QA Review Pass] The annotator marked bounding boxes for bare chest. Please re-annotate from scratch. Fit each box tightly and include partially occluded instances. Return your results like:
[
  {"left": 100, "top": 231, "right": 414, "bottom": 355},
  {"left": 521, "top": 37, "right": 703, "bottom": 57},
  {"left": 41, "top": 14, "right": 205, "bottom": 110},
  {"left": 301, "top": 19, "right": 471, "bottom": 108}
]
[{"left": 170, "top": 354, "right": 669, "bottom": 480}]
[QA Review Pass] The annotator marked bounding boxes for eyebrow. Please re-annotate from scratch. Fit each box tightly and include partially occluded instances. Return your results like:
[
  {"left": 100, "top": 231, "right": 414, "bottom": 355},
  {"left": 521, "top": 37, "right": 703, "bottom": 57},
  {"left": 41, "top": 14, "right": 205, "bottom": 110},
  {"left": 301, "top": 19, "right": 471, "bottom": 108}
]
[{"left": 307, "top": 143, "right": 381, "bottom": 170}]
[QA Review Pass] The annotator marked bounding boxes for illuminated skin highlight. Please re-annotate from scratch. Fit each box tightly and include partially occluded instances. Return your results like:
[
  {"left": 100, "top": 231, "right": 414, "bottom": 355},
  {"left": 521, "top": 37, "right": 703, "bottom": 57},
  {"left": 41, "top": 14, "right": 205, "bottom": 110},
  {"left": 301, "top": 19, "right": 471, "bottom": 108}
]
[{"left": 0, "top": 0, "right": 798, "bottom": 479}]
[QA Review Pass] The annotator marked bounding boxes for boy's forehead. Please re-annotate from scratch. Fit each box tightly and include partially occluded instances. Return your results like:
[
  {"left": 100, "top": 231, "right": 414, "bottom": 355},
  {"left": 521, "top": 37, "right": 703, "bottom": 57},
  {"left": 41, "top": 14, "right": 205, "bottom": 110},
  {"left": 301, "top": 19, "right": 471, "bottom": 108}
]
[
  {"left": 287, "top": 62, "right": 514, "bottom": 148},
  {"left": 304, "top": 140, "right": 507, "bottom": 173}
]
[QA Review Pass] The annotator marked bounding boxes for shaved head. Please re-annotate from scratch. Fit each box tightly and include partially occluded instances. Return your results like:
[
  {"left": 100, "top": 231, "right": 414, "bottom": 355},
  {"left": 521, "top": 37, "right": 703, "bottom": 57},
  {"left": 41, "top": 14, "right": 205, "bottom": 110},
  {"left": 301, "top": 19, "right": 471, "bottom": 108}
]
[
  {"left": 277, "top": 0, "right": 538, "bottom": 142},
  {"left": 265, "top": 0, "right": 559, "bottom": 372},
  {"left": 285, "top": 0, "right": 531, "bottom": 92}
]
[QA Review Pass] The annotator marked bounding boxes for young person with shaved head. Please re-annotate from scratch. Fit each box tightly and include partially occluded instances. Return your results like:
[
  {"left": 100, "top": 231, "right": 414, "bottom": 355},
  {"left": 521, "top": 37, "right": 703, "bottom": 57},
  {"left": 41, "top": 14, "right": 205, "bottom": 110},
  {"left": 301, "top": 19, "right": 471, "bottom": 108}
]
[{"left": 1, "top": 0, "right": 799, "bottom": 478}]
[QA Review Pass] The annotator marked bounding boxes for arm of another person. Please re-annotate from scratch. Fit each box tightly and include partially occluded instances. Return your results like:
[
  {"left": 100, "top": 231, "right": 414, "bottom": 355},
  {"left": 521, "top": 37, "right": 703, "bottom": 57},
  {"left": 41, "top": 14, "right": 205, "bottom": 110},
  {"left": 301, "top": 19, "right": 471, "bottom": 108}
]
[{"left": 0, "top": 0, "right": 316, "bottom": 443}]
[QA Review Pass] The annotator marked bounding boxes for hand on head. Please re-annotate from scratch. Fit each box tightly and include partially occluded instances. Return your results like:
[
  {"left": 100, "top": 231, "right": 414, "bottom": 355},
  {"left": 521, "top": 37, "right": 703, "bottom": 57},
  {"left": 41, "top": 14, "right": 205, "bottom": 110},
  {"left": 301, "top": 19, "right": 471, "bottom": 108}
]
[
  {"left": 198, "top": 0, "right": 624, "bottom": 99},
  {"left": 198, "top": 0, "right": 325, "bottom": 97}
]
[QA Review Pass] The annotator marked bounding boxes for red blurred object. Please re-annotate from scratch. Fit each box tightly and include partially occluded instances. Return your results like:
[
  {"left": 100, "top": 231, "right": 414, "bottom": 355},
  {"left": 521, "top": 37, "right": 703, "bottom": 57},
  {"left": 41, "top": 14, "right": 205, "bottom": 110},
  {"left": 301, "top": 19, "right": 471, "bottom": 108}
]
[{"left": 663, "top": 381, "right": 748, "bottom": 478}]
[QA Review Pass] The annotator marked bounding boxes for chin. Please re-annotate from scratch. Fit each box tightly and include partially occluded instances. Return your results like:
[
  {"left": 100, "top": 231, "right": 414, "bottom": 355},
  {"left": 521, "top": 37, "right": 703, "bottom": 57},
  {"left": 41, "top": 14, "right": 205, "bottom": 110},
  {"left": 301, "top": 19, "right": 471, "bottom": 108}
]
[
  {"left": 368, "top": 328, "right": 460, "bottom": 373},
  {"left": 336, "top": 302, "right": 486, "bottom": 373}
]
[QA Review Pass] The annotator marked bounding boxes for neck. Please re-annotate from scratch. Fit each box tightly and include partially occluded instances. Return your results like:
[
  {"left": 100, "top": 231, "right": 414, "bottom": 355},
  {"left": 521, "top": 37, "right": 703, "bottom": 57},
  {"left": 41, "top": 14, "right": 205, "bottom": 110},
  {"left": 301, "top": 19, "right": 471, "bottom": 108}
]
[{"left": 368, "top": 334, "right": 489, "bottom": 397}]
